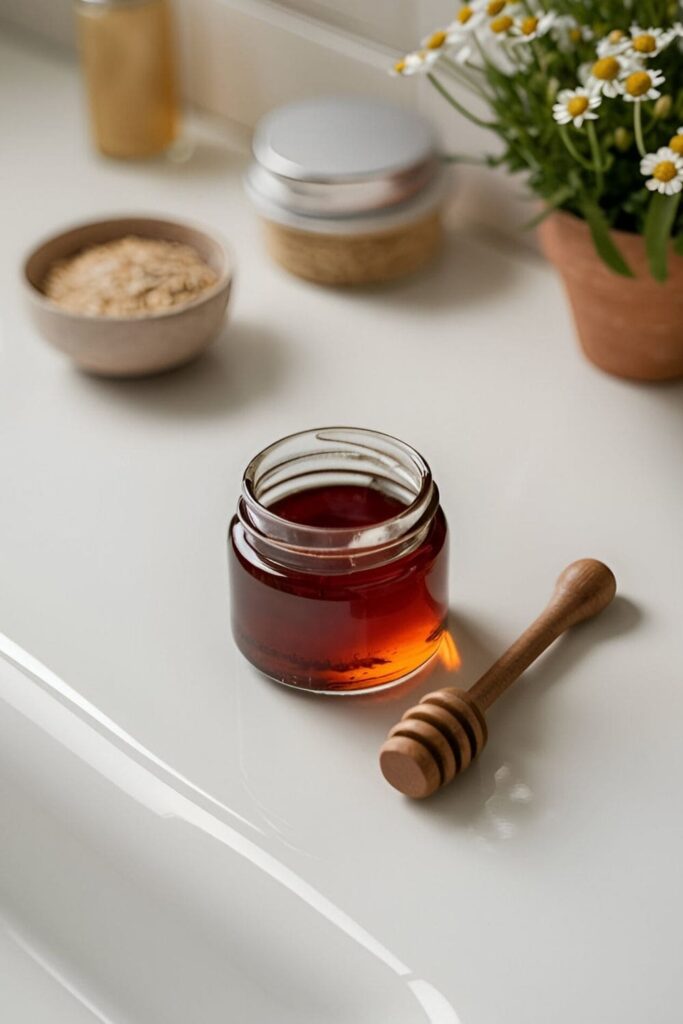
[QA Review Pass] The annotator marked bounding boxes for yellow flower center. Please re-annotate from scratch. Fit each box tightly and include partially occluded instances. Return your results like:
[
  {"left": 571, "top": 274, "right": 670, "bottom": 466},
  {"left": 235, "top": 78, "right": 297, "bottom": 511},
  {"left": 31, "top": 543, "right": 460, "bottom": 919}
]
[
  {"left": 490, "top": 14, "right": 513, "bottom": 34},
  {"left": 520, "top": 16, "right": 539, "bottom": 35},
  {"left": 626, "top": 70, "right": 652, "bottom": 97},
  {"left": 632, "top": 32, "right": 656, "bottom": 53},
  {"left": 393, "top": 59, "right": 406, "bottom": 74},
  {"left": 608, "top": 29, "right": 624, "bottom": 43},
  {"left": 426, "top": 30, "right": 447, "bottom": 49},
  {"left": 669, "top": 134, "right": 683, "bottom": 155},
  {"left": 592, "top": 56, "right": 620, "bottom": 81},
  {"left": 567, "top": 96, "right": 589, "bottom": 117},
  {"left": 457, "top": 6, "right": 473, "bottom": 24},
  {"left": 653, "top": 160, "right": 677, "bottom": 183},
  {"left": 569, "top": 27, "right": 582, "bottom": 43},
  {"left": 487, "top": 0, "right": 506, "bottom": 15}
]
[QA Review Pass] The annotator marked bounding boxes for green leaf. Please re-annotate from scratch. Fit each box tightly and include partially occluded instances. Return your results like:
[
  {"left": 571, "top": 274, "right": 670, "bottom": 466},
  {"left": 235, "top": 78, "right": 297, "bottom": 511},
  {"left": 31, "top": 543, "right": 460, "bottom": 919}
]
[
  {"left": 523, "top": 184, "right": 575, "bottom": 229},
  {"left": 644, "top": 192, "right": 682, "bottom": 282},
  {"left": 674, "top": 233, "right": 683, "bottom": 256},
  {"left": 579, "top": 198, "right": 634, "bottom": 278}
]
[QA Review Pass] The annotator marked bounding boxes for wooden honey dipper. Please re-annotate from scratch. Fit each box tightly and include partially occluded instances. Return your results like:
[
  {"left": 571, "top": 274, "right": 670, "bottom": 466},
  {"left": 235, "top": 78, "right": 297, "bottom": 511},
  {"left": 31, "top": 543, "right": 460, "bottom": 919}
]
[{"left": 380, "top": 559, "right": 617, "bottom": 799}]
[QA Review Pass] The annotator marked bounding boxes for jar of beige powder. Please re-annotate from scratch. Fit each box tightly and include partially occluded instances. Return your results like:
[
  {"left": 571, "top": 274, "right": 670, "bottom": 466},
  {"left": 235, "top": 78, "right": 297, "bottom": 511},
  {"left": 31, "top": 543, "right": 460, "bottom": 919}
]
[{"left": 245, "top": 96, "right": 448, "bottom": 286}]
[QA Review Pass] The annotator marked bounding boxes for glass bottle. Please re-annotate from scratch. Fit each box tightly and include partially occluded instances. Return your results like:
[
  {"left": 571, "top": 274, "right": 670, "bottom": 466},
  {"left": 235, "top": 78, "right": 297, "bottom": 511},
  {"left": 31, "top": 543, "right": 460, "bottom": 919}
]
[
  {"left": 228, "top": 428, "right": 449, "bottom": 694},
  {"left": 74, "top": 0, "right": 179, "bottom": 158}
]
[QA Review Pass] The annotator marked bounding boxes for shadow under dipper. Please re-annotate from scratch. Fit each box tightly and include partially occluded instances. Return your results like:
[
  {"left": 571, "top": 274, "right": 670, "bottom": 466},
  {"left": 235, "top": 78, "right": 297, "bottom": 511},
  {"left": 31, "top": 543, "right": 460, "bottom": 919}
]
[{"left": 405, "top": 595, "right": 642, "bottom": 831}]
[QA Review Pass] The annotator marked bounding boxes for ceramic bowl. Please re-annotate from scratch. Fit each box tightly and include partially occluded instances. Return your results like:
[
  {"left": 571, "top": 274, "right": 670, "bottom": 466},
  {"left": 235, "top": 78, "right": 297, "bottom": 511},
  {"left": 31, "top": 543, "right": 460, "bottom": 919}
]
[{"left": 23, "top": 216, "right": 233, "bottom": 378}]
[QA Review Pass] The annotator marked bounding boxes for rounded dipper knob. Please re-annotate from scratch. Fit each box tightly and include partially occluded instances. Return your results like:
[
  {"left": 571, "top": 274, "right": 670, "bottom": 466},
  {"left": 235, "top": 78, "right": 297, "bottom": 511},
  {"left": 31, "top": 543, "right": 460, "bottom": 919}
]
[{"left": 380, "top": 559, "right": 616, "bottom": 799}]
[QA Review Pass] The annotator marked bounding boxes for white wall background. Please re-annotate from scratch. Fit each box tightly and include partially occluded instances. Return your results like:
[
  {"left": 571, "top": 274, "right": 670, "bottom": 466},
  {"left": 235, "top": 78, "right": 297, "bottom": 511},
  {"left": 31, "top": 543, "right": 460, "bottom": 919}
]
[
  {"left": 1, "top": 0, "right": 73, "bottom": 46},
  {"left": 0, "top": 0, "right": 528, "bottom": 236}
]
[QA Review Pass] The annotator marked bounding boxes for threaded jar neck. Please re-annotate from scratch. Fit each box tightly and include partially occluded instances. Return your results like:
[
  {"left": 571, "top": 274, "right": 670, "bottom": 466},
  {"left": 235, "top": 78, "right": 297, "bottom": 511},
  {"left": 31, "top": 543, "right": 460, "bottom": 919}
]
[{"left": 237, "top": 427, "right": 439, "bottom": 574}]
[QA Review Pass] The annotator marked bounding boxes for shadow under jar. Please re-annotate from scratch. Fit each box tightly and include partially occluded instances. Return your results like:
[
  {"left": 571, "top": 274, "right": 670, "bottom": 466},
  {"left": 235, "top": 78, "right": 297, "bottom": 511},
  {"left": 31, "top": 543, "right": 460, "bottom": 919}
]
[{"left": 228, "top": 428, "right": 449, "bottom": 694}]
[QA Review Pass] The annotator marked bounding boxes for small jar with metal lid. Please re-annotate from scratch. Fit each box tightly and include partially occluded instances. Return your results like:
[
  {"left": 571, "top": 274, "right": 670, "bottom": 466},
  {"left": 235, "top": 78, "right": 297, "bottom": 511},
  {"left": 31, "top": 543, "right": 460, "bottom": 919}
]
[
  {"left": 74, "top": 0, "right": 179, "bottom": 159},
  {"left": 245, "top": 96, "right": 447, "bottom": 285}
]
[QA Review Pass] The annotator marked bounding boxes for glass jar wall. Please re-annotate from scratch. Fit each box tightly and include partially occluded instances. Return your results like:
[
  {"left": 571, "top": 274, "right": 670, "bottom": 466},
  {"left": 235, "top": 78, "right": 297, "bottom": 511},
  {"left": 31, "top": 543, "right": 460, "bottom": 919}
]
[
  {"left": 75, "top": 0, "right": 178, "bottom": 158},
  {"left": 228, "top": 428, "right": 449, "bottom": 694}
]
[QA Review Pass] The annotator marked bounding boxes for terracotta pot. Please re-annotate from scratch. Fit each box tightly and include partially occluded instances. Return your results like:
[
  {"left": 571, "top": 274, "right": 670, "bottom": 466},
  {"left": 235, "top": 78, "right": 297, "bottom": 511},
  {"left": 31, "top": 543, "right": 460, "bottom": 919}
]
[{"left": 538, "top": 210, "right": 683, "bottom": 381}]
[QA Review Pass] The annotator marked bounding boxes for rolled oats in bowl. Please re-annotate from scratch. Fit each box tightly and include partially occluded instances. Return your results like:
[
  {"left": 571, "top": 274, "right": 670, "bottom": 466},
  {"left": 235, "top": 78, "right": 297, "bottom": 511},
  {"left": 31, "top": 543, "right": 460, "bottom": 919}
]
[
  {"left": 23, "top": 216, "right": 233, "bottom": 377},
  {"left": 43, "top": 235, "right": 218, "bottom": 317}
]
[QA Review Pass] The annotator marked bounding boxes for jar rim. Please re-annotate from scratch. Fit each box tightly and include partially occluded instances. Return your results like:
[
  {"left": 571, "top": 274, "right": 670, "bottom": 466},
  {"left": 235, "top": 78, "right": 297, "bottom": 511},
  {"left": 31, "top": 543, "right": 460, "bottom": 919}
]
[{"left": 238, "top": 427, "right": 438, "bottom": 569}]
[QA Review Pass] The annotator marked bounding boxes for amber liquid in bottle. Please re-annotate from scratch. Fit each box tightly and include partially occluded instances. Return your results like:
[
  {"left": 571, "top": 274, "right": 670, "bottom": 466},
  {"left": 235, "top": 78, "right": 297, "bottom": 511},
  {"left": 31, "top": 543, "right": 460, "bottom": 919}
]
[
  {"left": 76, "top": 0, "right": 178, "bottom": 158},
  {"left": 229, "top": 485, "right": 448, "bottom": 692}
]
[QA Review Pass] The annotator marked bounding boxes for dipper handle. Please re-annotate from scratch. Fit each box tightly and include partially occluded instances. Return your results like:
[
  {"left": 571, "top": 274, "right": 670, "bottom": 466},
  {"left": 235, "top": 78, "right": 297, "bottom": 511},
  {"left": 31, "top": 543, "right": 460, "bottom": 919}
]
[
  {"left": 379, "top": 559, "right": 616, "bottom": 799},
  {"left": 470, "top": 558, "right": 616, "bottom": 711}
]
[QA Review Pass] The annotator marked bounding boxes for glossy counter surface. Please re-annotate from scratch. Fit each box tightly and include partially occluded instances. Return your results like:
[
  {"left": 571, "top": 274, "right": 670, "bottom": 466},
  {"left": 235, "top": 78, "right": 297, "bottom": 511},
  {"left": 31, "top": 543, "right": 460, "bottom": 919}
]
[{"left": 1, "top": 28, "right": 682, "bottom": 1024}]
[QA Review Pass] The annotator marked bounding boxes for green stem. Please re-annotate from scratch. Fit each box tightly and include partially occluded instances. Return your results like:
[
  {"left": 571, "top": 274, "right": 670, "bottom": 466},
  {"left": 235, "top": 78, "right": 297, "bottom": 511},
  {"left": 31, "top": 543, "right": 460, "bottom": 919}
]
[
  {"left": 440, "top": 152, "right": 497, "bottom": 166},
  {"left": 462, "top": 58, "right": 487, "bottom": 76},
  {"left": 441, "top": 56, "right": 494, "bottom": 102},
  {"left": 501, "top": 40, "right": 518, "bottom": 67},
  {"left": 531, "top": 39, "right": 547, "bottom": 74},
  {"left": 473, "top": 32, "right": 501, "bottom": 76},
  {"left": 427, "top": 73, "right": 498, "bottom": 130},
  {"left": 586, "top": 121, "right": 604, "bottom": 194},
  {"left": 558, "top": 124, "right": 594, "bottom": 170},
  {"left": 633, "top": 102, "right": 647, "bottom": 158}
]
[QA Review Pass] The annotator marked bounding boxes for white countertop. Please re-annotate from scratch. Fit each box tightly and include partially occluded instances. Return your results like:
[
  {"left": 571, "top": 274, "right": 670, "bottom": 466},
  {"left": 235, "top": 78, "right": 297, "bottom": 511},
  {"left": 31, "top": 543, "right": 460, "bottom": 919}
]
[{"left": 1, "top": 28, "right": 683, "bottom": 1024}]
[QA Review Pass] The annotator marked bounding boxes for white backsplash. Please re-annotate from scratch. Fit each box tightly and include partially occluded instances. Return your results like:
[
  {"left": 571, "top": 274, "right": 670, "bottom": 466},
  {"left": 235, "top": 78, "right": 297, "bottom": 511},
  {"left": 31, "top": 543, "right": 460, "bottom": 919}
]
[
  {"left": 0, "top": 0, "right": 533, "bottom": 242},
  {"left": 0, "top": 0, "right": 73, "bottom": 46}
]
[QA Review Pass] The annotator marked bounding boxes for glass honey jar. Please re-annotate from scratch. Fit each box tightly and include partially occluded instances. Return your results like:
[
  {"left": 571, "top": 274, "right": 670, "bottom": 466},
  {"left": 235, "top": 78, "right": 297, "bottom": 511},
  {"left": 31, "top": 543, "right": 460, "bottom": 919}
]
[
  {"left": 228, "top": 428, "right": 449, "bottom": 694},
  {"left": 75, "top": 0, "right": 179, "bottom": 159}
]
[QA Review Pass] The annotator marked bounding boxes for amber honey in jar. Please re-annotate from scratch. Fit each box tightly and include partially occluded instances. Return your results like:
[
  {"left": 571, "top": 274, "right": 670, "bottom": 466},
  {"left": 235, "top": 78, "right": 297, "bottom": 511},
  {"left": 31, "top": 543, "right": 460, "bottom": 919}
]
[{"left": 228, "top": 428, "right": 449, "bottom": 694}]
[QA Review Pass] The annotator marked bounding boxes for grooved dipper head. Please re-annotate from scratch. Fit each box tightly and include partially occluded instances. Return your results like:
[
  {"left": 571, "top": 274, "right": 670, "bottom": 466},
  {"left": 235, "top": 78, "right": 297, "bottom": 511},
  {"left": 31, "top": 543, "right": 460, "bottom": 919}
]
[{"left": 379, "top": 688, "right": 487, "bottom": 798}]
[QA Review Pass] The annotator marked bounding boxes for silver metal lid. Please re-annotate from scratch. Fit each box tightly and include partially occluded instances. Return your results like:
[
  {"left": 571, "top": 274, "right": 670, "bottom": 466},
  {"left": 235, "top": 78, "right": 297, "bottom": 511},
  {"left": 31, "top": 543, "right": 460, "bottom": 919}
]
[
  {"left": 253, "top": 96, "right": 436, "bottom": 182},
  {"left": 247, "top": 95, "right": 444, "bottom": 225}
]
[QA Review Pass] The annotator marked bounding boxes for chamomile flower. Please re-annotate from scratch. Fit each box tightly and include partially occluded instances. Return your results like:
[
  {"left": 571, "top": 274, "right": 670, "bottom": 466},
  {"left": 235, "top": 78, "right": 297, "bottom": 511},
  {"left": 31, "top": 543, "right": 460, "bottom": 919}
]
[
  {"left": 446, "top": 5, "right": 486, "bottom": 64},
  {"left": 415, "top": 28, "right": 452, "bottom": 68},
  {"left": 480, "top": 0, "right": 523, "bottom": 37},
  {"left": 511, "top": 11, "right": 556, "bottom": 43},
  {"left": 596, "top": 29, "right": 630, "bottom": 57},
  {"left": 552, "top": 87, "right": 601, "bottom": 128},
  {"left": 390, "top": 51, "right": 428, "bottom": 76},
  {"left": 550, "top": 16, "right": 592, "bottom": 54},
  {"left": 487, "top": 13, "right": 515, "bottom": 36},
  {"left": 623, "top": 67, "right": 665, "bottom": 102},
  {"left": 451, "top": 3, "right": 478, "bottom": 27},
  {"left": 626, "top": 25, "right": 672, "bottom": 57},
  {"left": 668, "top": 126, "right": 683, "bottom": 156},
  {"left": 391, "top": 28, "right": 453, "bottom": 76},
  {"left": 640, "top": 147, "right": 683, "bottom": 194},
  {"left": 448, "top": 4, "right": 486, "bottom": 34},
  {"left": 483, "top": 0, "right": 512, "bottom": 16},
  {"left": 586, "top": 54, "right": 634, "bottom": 97},
  {"left": 422, "top": 28, "right": 449, "bottom": 53}
]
